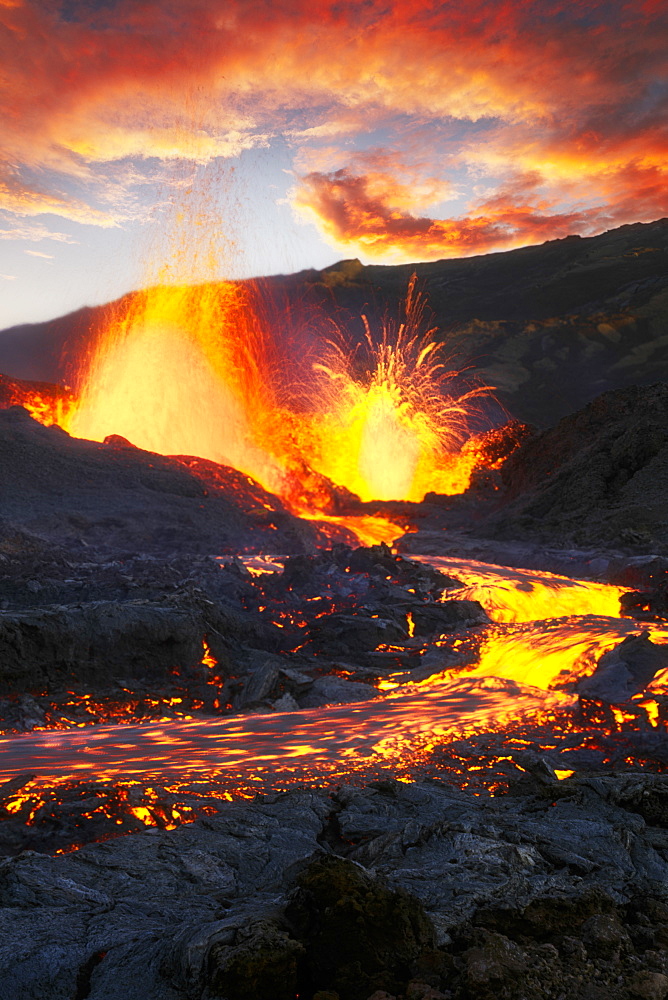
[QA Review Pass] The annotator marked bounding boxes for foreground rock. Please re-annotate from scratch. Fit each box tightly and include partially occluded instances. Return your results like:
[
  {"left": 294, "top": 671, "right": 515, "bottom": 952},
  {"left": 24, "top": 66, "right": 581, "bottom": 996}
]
[
  {"left": 0, "top": 405, "right": 316, "bottom": 556},
  {"left": 0, "top": 772, "right": 667, "bottom": 999},
  {"left": 576, "top": 633, "right": 668, "bottom": 704}
]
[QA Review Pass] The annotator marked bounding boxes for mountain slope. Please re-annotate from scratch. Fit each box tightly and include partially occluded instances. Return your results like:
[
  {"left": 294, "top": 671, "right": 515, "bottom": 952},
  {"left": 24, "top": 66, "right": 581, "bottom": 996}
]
[{"left": 1, "top": 218, "right": 667, "bottom": 429}]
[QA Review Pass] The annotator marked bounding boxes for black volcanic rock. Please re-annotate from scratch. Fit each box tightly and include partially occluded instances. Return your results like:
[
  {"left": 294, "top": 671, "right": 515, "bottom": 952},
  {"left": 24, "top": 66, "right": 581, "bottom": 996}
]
[
  {"left": 620, "top": 578, "right": 668, "bottom": 620},
  {"left": 576, "top": 633, "right": 668, "bottom": 704},
  {"left": 478, "top": 382, "right": 668, "bottom": 550},
  {"left": 1, "top": 773, "right": 668, "bottom": 999},
  {"left": 0, "top": 405, "right": 315, "bottom": 556},
  {"left": 0, "top": 598, "right": 208, "bottom": 693},
  {"left": 285, "top": 853, "right": 436, "bottom": 1000}
]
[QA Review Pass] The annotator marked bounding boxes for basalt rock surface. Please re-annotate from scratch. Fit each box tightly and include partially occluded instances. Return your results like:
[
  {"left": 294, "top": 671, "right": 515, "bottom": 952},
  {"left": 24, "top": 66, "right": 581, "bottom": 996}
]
[
  {"left": 621, "top": 578, "right": 668, "bottom": 620},
  {"left": 397, "top": 382, "right": 668, "bottom": 558},
  {"left": 575, "top": 633, "right": 668, "bottom": 704},
  {"left": 0, "top": 538, "right": 472, "bottom": 723},
  {"left": 0, "top": 772, "right": 667, "bottom": 999},
  {"left": 0, "top": 405, "right": 316, "bottom": 557},
  {"left": 478, "top": 381, "right": 668, "bottom": 551}
]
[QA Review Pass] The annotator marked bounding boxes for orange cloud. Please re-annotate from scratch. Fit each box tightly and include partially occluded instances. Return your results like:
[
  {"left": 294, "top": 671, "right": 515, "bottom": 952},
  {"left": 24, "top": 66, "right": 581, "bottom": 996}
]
[
  {"left": 293, "top": 157, "right": 668, "bottom": 260},
  {"left": 0, "top": 173, "right": 118, "bottom": 227},
  {"left": 0, "top": 0, "right": 665, "bottom": 256}
]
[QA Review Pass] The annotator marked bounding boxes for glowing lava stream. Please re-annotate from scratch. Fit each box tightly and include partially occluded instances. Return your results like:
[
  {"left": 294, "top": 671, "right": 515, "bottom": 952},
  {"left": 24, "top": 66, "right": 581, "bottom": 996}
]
[
  {"left": 417, "top": 555, "right": 668, "bottom": 690},
  {"left": 422, "top": 556, "right": 628, "bottom": 623},
  {"left": 0, "top": 680, "right": 567, "bottom": 785},
  {"left": 0, "top": 556, "right": 666, "bottom": 787}
]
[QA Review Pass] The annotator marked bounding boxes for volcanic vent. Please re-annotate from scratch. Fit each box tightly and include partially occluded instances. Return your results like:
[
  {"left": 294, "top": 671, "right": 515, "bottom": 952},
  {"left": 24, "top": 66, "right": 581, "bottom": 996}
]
[{"left": 0, "top": 301, "right": 666, "bottom": 851}]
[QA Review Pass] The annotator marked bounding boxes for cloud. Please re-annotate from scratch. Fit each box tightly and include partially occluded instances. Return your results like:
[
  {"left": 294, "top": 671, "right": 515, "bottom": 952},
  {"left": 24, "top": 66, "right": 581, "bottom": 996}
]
[
  {"left": 293, "top": 158, "right": 668, "bottom": 260},
  {"left": 0, "top": 273, "right": 16, "bottom": 280},
  {"left": 24, "top": 249, "right": 54, "bottom": 258},
  {"left": 0, "top": 169, "right": 120, "bottom": 227},
  {"left": 0, "top": 222, "right": 79, "bottom": 243},
  {"left": 0, "top": 0, "right": 666, "bottom": 255}
]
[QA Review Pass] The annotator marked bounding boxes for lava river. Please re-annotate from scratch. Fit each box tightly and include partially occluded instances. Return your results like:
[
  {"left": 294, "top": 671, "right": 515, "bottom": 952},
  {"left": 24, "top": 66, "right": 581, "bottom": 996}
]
[{"left": 0, "top": 557, "right": 666, "bottom": 790}]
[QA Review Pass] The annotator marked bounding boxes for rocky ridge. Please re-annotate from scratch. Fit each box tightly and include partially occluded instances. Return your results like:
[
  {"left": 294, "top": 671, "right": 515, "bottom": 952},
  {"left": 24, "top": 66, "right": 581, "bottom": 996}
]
[{"left": 0, "top": 405, "right": 318, "bottom": 556}]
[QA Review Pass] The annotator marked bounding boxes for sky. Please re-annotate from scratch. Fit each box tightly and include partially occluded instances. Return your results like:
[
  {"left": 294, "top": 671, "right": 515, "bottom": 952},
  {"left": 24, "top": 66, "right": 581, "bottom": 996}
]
[{"left": 0, "top": 0, "right": 666, "bottom": 329}]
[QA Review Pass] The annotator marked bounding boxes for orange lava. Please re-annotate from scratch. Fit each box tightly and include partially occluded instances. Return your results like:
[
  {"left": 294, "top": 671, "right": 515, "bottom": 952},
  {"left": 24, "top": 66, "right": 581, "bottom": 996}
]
[
  {"left": 1, "top": 557, "right": 665, "bottom": 794},
  {"left": 34, "top": 274, "right": 491, "bottom": 544},
  {"left": 374, "top": 557, "right": 668, "bottom": 699},
  {"left": 296, "top": 511, "right": 408, "bottom": 547},
  {"left": 67, "top": 281, "right": 287, "bottom": 497},
  {"left": 469, "top": 615, "right": 668, "bottom": 692},
  {"left": 0, "top": 678, "right": 565, "bottom": 786},
  {"left": 422, "top": 556, "right": 628, "bottom": 623},
  {"left": 0, "top": 373, "right": 75, "bottom": 428},
  {"left": 303, "top": 277, "right": 489, "bottom": 502}
]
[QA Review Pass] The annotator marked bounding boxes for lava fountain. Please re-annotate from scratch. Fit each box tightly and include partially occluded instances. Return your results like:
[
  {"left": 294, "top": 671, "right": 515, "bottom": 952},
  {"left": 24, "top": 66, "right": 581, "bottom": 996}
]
[
  {"left": 60, "top": 274, "right": 490, "bottom": 534},
  {"left": 67, "top": 280, "right": 287, "bottom": 497},
  {"left": 11, "top": 146, "right": 493, "bottom": 531},
  {"left": 305, "top": 276, "right": 488, "bottom": 502},
  {"left": 66, "top": 279, "right": 486, "bottom": 513}
]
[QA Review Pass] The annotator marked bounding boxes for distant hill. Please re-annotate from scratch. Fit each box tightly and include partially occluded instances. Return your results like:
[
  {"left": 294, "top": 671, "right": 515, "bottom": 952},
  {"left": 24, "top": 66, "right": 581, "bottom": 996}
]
[{"left": 1, "top": 218, "right": 667, "bottom": 428}]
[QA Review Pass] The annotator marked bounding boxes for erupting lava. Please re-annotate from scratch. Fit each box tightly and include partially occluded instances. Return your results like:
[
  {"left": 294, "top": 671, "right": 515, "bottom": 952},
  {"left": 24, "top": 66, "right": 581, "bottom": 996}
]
[
  {"left": 67, "top": 281, "right": 286, "bottom": 497},
  {"left": 305, "top": 277, "right": 487, "bottom": 502},
  {"left": 4, "top": 151, "right": 492, "bottom": 538},
  {"left": 55, "top": 274, "right": 488, "bottom": 533}
]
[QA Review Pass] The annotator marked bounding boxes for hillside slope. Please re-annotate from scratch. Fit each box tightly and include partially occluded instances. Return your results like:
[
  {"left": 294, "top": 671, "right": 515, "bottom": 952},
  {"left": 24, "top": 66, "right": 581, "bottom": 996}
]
[{"left": 1, "top": 218, "right": 667, "bottom": 428}]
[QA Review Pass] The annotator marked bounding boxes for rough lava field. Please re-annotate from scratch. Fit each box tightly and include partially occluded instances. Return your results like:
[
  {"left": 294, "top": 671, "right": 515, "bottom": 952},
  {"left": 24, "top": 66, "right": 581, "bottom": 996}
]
[{"left": 0, "top": 224, "right": 667, "bottom": 1000}]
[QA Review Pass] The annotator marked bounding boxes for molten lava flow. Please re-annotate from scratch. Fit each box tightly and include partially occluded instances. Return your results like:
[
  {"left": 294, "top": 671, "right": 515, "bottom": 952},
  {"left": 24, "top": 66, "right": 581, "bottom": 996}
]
[
  {"left": 0, "top": 678, "right": 564, "bottom": 786},
  {"left": 374, "top": 556, "right": 668, "bottom": 702},
  {"left": 0, "top": 555, "right": 666, "bottom": 851},
  {"left": 407, "top": 555, "right": 668, "bottom": 693},
  {"left": 469, "top": 616, "right": 668, "bottom": 691},
  {"left": 295, "top": 511, "right": 408, "bottom": 547},
  {"left": 422, "top": 556, "right": 628, "bottom": 623}
]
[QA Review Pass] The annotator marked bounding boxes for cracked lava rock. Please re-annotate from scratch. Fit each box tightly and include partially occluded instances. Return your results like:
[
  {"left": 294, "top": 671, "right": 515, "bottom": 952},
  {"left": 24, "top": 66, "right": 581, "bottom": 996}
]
[{"left": 1, "top": 773, "right": 668, "bottom": 999}]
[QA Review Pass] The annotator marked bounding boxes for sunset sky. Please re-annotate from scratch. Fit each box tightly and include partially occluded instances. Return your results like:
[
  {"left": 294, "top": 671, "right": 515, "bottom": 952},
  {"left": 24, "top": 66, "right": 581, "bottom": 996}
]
[{"left": 0, "top": 0, "right": 666, "bottom": 328}]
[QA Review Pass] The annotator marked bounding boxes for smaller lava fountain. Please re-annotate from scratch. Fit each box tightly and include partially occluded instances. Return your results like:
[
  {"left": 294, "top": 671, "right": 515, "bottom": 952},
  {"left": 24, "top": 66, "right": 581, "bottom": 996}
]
[{"left": 304, "top": 276, "right": 489, "bottom": 502}]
